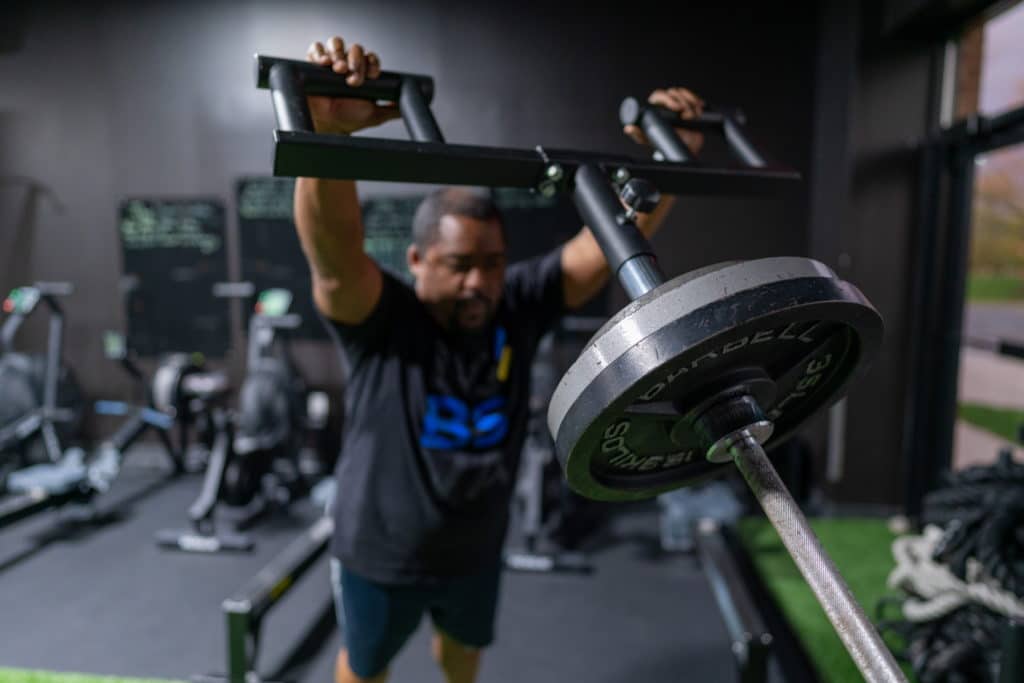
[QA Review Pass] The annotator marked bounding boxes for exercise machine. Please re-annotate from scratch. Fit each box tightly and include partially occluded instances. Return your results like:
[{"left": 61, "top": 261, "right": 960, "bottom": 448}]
[
  {"left": 0, "top": 331, "right": 197, "bottom": 531},
  {"left": 505, "top": 326, "right": 593, "bottom": 574},
  {"left": 0, "top": 282, "right": 83, "bottom": 470},
  {"left": 91, "top": 331, "right": 186, "bottom": 477},
  {"left": 256, "top": 55, "right": 907, "bottom": 682},
  {"left": 157, "top": 287, "right": 330, "bottom": 553}
]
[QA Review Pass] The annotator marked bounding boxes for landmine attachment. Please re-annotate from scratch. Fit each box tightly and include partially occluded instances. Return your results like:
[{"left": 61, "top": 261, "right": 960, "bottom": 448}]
[{"left": 255, "top": 55, "right": 906, "bottom": 682}]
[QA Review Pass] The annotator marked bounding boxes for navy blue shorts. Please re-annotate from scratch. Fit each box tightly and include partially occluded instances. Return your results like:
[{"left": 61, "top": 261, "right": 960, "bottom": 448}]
[{"left": 330, "top": 559, "right": 503, "bottom": 678}]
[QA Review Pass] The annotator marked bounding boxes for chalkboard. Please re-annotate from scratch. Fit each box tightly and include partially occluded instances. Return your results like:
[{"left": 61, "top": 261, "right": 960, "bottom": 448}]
[
  {"left": 234, "top": 181, "right": 608, "bottom": 336},
  {"left": 237, "top": 177, "right": 323, "bottom": 339},
  {"left": 237, "top": 178, "right": 421, "bottom": 340},
  {"left": 117, "top": 198, "right": 231, "bottom": 357},
  {"left": 360, "top": 195, "right": 419, "bottom": 282}
]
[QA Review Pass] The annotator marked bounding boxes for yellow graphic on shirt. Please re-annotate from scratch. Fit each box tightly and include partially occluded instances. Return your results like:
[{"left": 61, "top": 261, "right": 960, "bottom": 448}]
[{"left": 497, "top": 346, "right": 512, "bottom": 382}]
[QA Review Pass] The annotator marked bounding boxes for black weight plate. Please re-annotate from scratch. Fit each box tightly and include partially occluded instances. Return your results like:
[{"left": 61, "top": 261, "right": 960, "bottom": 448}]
[{"left": 547, "top": 257, "right": 882, "bottom": 501}]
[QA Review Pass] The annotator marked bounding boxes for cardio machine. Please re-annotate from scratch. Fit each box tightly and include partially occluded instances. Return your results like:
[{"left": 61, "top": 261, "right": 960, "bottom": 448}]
[
  {"left": 157, "top": 287, "right": 330, "bottom": 553},
  {"left": 0, "top": 331, "right": 188, "bottom": 531},
  {"left": 0, "top": 283, "right": 84, "bottom": 472},
  {"left": 506, "top": 322, "right": 599, "bottom": 574}
]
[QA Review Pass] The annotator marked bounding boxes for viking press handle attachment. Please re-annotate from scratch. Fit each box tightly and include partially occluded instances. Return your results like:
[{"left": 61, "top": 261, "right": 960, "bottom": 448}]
[
  {"left": 256, "top": 55, "right": 443, "bottom": 142},
  {"left": 620, "top": 96, "right": 766, "bottom": 167}
]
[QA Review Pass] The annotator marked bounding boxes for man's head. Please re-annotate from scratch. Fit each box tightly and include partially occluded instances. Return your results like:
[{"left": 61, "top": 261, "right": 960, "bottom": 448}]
[{"left": 407, "top": 187, "right": 507, "bottom": 333}]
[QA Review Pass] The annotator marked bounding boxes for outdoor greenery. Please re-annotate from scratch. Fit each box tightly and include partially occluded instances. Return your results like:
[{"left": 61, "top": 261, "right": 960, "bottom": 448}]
[
  {"left": 958, "top": 402, "right": 1024, "bottom": 444},
  {"left": 969, "top": 150, "right": 1024, "bottom": 302}
]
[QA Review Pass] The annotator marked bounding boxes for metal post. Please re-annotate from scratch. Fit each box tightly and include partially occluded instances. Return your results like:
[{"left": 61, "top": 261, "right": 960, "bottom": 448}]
[
  {"left": 722, "top": 117, "right": 767, "bottom": 167},
  {"left": 619, "top": 96, "right": 694, "bottom": 162},
  {"left": 224, "top": 604, "right": 253, "bottom": 683},
  {"left": 399, "top": 77, "right": 445, "bottom": 143},
  {"left": 1000, "top": 620, "right": 1024, "bottom": 683},
  {"left": 268, "top": 62, "right": 315, "bottom": 134},
  {"left": 640, "top": 108, "right": 694, "bottom": 163},
  {"left": 572, "top": 163, "right": 665, "bottom": 299},
  {"left": 44, "top": 299, "right": 63, "bottom": 413},
  {"left": 729, "top": 432, "right": 906, "bottom": 683},
  {"left": 41, "top": 298, "right": 65, "bottom": 462}
]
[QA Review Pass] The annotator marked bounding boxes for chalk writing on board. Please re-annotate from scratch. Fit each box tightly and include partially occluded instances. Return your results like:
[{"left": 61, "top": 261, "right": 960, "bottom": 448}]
[
  {"left": 361, "top": 196, "right": 420, "bottom": 281},
  {"left": 119, "top": 200, "right": 222, "bottom": 255},
  {"left": 238, "top": 177, "right": 296, "bottom": 220}
]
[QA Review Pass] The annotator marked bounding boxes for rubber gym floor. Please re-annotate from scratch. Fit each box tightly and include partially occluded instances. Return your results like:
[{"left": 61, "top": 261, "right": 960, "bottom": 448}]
[{"left": 0, "top": 446, "right": 764, "bottom": 683}]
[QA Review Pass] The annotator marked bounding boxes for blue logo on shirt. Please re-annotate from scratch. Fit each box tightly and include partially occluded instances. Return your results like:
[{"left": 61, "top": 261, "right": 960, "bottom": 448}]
[{"left": 421, "top": 395, "right": 509, "bottom": 450}]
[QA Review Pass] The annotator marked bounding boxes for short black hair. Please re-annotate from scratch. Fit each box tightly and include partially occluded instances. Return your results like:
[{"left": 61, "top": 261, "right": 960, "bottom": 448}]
[{"left": 411, "top": 187, "right": 504, "bottom": 250}]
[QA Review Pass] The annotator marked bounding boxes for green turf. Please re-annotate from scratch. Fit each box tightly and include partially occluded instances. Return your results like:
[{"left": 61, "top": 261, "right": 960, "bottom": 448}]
[
  {"left": 735, "top": 516, "right": 914, "bottom": 682},
  {"left": 958, "top": 402, "right": 1024, "bottom": 444},
  {"left": 966, "top": 273, "right": 1024, "bottom": 302},
  {"left": 0, "top": 670, "right": 183, "bottom": 683}
]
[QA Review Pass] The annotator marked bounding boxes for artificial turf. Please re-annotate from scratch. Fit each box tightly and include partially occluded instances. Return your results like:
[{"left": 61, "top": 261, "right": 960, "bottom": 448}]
[
  {"left": 735, "top": 516, "right": 915, "bottom": 682},
  {"left": 0, "top": 670, "right": 183, "bottom": 683}
]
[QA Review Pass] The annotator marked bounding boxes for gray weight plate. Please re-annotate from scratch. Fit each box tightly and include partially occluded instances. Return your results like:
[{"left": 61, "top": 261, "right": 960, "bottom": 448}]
[{"left": 547, "top": 257, "right": 883, "bottom": 501}]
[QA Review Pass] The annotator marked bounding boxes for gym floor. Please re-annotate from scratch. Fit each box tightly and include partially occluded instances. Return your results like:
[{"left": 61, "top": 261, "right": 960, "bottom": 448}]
[{"left": 0, "top": 446, "right": 761, "bottom": 683}]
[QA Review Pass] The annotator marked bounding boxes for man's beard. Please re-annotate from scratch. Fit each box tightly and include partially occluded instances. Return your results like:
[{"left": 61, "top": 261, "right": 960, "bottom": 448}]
[{"left": 450, "top": 293, "right": 494, "bottom": 332}]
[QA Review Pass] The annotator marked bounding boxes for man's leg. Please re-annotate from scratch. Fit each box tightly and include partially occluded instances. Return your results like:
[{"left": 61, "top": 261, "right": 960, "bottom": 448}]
[
  {"left": 330, "top": 559, "right": 423, "bottom": 683},
  {"left": 431, "top": 628, "right": 481, "bottom": 683},
  {"left": 428, "top": 564, "right": 502, "bottom": 683}
]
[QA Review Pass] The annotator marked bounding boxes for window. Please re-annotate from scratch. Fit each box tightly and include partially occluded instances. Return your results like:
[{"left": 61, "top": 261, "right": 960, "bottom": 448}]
[{"left": 954, "top": 0, "right": 1024, "bottom": 120}]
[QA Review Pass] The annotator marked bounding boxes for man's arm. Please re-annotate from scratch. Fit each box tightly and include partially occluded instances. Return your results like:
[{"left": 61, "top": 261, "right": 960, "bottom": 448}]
[
  {"left": 293, "top": 36, "right": 401, "bottom": 324},
  {"left": 560, "top": 87, "right": 705, "bottom": 310},
  {"left": 294, "top": 177, "right": 382, "bottom": 324}
]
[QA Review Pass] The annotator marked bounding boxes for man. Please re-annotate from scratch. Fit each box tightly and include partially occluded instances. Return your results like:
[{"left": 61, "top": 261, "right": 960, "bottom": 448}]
[{"left": 295, "top": 35, "right": 705, "bottom": 683}]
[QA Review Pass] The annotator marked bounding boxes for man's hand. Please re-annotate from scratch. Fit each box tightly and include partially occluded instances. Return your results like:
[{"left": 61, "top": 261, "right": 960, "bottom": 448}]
[
  {"left": 623, "top": 87, "right": 706, "bottom": 156},
  {"left": 305, "top": 36, "right": 402, "bottom": 135}
]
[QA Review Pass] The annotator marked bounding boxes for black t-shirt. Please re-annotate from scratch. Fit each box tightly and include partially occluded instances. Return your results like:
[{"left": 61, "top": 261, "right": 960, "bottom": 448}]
[{"left": 322, "top": 248, "right": 566, "bottom": 583}]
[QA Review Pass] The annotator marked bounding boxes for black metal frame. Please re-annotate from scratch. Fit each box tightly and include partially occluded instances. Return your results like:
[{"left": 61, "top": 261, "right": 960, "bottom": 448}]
[
  {"left": 0, "top": 282, "right": 75, "bottom": 463},
  {"left": 255, "top": 54, "right": 800, "bottom": 315},
  {"left": 256, "top": 57, "right": 795, "bottom": 199},
  {"left": 904, "top": 103, "right": 1024, "bottom": 516},
  {"left": 720, "top": 524, "right": 822, "bottom": 683},
  {"left": 255, "top": 55, "right": 796, "bottom": 193},
  {"left": 193, "top": 515, "right": 334, "bottom": 683},
  {"left": 695, "top": 521, "right": 773, "bottom": 683}
]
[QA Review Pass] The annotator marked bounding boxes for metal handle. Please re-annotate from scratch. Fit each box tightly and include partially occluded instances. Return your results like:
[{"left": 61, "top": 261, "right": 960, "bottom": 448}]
[
  {"left": 257, "top": 55, "right": 443, "bottom": 142},
  {"left": 620, "top": 96, "right": 695, "bottom": 162},
  {"left": 620, "top": 96, "right": 767, "bottom": 167}
]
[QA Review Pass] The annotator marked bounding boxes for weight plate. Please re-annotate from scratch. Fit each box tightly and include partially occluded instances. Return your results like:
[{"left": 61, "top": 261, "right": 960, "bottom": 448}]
[{"left": 547, "top": 257, "right": 883, "bottom": 501}]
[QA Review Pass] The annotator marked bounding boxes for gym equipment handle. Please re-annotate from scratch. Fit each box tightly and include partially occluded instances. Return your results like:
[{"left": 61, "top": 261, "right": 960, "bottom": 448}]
[
  {"left": 620, "top": 96, "right": 766, "bottom": 167},
  {"left": 257, "top": 55, "right": 443, "bottom": 143}
]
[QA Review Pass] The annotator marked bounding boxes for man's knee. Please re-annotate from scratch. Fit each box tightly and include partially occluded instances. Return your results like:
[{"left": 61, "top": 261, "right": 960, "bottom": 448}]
[
  {"left": 336, "top": 648, "right": 389, "bottom": 683},
  {"left": 432, "top": 630, "right": 481, "bottom": 672}
]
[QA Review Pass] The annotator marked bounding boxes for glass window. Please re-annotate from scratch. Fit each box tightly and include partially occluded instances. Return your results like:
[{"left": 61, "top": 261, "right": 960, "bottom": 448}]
[
  {"left": 954, "top": 0, "right": 1024, "bottom": 120},
  {"left": 953, "top": 141, "right": 1024, "bottom": 469}
]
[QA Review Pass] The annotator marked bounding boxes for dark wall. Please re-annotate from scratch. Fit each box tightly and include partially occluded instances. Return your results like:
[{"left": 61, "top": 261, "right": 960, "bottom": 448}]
[
  {"left": 806, "top": 0, "right": 947, "bottom": 505},
  {"left": 0, "top": 1, "right": 817, "bottom": 438},
  {"left": 844, "top": 41, "right": 934, "bottom": 505}
]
